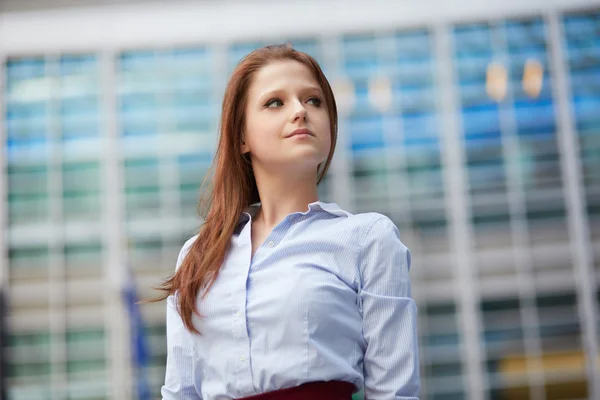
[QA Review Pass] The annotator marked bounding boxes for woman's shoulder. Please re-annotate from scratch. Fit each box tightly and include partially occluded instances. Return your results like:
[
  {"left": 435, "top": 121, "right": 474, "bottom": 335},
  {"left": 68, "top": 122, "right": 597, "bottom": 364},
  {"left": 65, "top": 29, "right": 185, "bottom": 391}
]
[
  {"left": 323, "top": 205, "right": 400, "bottom": 243},
  {"left": 340, "top": 209, "right": 397, "bottom": 232},
  {"left": 319, "top": 202, "right": 393, "bottom": 228},
  {"left": 349, "top": 212, "right": 400, "bottom": 242},
  {"left": 175, "top": 234, "right": 199, "bottom": 271}
]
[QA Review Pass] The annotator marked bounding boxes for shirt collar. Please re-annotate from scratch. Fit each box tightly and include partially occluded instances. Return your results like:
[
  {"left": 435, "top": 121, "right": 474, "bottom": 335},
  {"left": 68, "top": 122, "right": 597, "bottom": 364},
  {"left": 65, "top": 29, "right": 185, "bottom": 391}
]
[{"left": 234, "top": 200, "right": 350, "bottom": 234}]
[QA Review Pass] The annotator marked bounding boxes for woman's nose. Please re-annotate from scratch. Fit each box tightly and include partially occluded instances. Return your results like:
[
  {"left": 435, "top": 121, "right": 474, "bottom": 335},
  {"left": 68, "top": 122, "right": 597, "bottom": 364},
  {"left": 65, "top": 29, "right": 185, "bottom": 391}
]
[{"left": 291, "top": 100, "right": 307, "bottom": 122}]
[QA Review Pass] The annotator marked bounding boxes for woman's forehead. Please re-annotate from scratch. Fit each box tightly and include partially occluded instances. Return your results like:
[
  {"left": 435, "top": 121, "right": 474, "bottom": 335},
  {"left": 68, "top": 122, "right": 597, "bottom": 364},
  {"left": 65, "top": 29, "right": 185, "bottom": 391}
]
[{"left": 249, "top": 60, "right": 320, "bottom": 94}]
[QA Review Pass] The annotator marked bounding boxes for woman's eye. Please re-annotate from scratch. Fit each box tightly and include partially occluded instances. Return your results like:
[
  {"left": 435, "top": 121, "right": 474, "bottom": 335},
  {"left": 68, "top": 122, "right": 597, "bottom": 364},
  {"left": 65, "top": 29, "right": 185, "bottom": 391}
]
[
  {"left": 307, "top": 97, "right": 322, "bottom": 107},
  {"left": 265, "top": 99, "right": 284, "bottom": 108}
]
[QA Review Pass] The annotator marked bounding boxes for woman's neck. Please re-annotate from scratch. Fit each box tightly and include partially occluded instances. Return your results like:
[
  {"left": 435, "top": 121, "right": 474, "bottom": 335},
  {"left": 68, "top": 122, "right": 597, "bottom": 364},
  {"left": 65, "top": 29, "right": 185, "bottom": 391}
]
[{"left": 252, "top": 170, "right": 319, "bottom": 230}]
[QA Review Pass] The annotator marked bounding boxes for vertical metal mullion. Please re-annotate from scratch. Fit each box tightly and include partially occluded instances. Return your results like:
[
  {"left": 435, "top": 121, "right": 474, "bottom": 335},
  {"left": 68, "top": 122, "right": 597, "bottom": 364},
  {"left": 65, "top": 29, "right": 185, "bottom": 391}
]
[
  {"left": 0, "top": 53, "right": 7, "bottom": 297},
  {"left": 433, "top": 23, "right": 486, "bottom": 399},
  {"left": 376, "top": 30, "right": 413, "bottom": 235},
  {"left": 408, "top": 26, "right": 449, "bottom": 399},
  {"left": 321, "top": 35, "right": 355, "bottom": 211},
  {"left": 376, "top": 28, "right": 427, "bottom": 391},
  {"left": 47, "top": 55, "right": 67, "bottom": 400},
  {"left": 210, "top": 41, "right": 228, "bottom": 212},
  {"left": 493, "top": 20, "right": 546, "bottom": 400},
  {"left": 0, "top": 46, "right": 9, "bottom": 400},
  {"left": 158, "top": 51, "right": 179, "bottom": 221},
  {"left": 546, "top": 10, "right": 600, "bottom": 400},
  {"left": 100, "top": 50, "right": 132, "bottom": 400}
]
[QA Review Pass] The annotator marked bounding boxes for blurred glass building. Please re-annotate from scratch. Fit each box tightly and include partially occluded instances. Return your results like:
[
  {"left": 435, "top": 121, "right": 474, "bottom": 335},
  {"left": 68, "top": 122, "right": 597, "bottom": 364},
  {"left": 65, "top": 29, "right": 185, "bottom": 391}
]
[{"left": 0, "top": 0, "right": 599, "bottom": 399}]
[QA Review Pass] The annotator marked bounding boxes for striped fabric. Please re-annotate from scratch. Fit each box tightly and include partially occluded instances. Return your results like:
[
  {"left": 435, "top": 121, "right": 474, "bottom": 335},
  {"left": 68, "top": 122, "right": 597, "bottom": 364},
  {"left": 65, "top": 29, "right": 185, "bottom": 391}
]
[{"left": 161, "top": 201, "right": 420, "bottom": 400}]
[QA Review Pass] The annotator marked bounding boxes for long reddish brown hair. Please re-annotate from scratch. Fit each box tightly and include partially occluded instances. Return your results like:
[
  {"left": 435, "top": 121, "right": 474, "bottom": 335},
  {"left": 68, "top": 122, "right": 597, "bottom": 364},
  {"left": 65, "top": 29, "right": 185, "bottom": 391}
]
[{"left": 154, "top": 43, "right": 338, "bottom": 334}]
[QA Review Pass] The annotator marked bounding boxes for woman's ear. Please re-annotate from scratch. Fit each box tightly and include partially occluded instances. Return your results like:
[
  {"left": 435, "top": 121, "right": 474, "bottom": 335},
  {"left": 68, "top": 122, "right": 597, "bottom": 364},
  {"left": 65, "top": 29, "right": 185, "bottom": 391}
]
[{"left": 240, "top": 137, "right": 250, "bottom": 154}]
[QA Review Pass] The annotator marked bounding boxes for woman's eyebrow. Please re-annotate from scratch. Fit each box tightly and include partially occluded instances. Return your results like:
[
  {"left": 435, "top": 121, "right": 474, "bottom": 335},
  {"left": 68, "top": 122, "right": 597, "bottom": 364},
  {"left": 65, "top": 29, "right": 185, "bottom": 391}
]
[
  {"left": 257, "top": 85, "right": 323, "bottom": 103},
  {"left": 257, "top": 88, "right": 283, "bottom": 102},
  {"left": 302, "top": 85, "right": 323, "bottom": 93}
]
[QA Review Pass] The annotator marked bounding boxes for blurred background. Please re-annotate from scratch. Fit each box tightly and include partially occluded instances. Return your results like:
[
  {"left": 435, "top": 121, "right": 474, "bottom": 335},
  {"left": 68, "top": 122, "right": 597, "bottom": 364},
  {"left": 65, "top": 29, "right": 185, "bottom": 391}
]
[{"left": 0, "top": 0, "right": 599, "bottom": 399}]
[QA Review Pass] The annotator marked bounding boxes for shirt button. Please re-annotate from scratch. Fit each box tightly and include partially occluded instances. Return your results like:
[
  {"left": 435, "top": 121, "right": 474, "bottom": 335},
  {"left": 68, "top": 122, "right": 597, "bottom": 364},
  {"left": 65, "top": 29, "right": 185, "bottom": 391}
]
[
  {"left": 235, "top": 311, "right": 240, "bottom": 318},
  {"left": 267, "top": 240, "right": 275, "bottom": 247},
  {"left": 240, "top": 356, "right": 246, "bottom": 361}
]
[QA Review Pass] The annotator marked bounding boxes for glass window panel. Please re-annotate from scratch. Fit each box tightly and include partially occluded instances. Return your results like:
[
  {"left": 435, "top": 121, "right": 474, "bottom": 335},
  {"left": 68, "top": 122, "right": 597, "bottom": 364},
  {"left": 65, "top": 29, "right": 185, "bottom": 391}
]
[
  {"left": 124, "top": 158, "right": 160, "bottom": 189},
  {"left": 118, "top": 50, "right": 158, "bottom": 71},
  {"left": 178, "top": 152, "right": 212, "bottom": 215},
  {"left": 396, "top": 29, "right": 432, "bottom": 58},
  {"left": 342, "top": 33, "right": 378, "bottom": 58},
  {"left": 348, "top": 114, "right": 384, "bottom": 151},
  {"left": 60, "top": 54, "right": 97, "bottom": 76},
  {"left": 64, "top": 241, "right": 103, "bottom": 274},
  {"left": 401, "top": 111, "right": 438, "bottom": 140},
  {"left": 8, "top": 331, "right": 52, "bottom": 382},
  {"left": 395, "top": 84, "right": 436, "bottom": 113},
  {"left": 66, "top": 329, "right": 105, "bottom": 358},
  {"left": 62, "top": 161, "right": 101, "bottom": 220},
  {"left": 128, "top": 238, "right": 163, "bottom": 271},
  {"left": 61, "top": 96, "right": 99, "bottom": 126},
  {"left": 9, "top": 245, "right": 50, "bottom": 275},
  {"left": 395, "top": 57, "right": 435, "bottom": 85},
  {"left": 168, "top": 47, "right": 211, "bottom": 70},
  {"left": 317, "top": 174, "right": 331, "bottom": 203},
  {"left": 228, "top": 42, "right": 266, "bottom": 72},
  {"left": 125, "top": 186, "right": 161, "bottom": 216},
  {"left": 6, "top": 57, "right": 47, "bottom": 80},
  {"left": 454, "top": 23, "right": 494, "bottom": 54},
  {"left": 505, "top": 19, "right": 547, "bottom": 48},
  {"left": 10, "top": 361, "right": 52, "bottom": 378},
  {"left": 565, "top": 9, "right": 600, "bottom": 309},
  {"left": 514, "top": 100, "right": 556, "bottom": 135},
  {"left": 288, "top": 38, "right": 320, "bottom": 61},
  {"left": 5, "top": 102, "right": 50, "bottom": 139}
]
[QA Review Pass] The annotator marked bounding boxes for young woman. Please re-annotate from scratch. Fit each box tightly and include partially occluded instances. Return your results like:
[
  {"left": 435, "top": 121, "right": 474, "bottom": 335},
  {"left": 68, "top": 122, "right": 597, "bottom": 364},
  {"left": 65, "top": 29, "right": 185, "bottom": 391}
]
[{"left": 157, "top": 44, "right": 420, "bottom": 400}]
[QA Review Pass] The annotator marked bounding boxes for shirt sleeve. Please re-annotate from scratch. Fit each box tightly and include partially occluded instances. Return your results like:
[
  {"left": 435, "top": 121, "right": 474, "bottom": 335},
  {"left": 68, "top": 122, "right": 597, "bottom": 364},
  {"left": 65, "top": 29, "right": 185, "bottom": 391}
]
[
  {"left": 161, "top": 237, "right": 202, "bottom": 400},
  {"left": 358, "top": 216, "right": 420, "bottom": 400}
]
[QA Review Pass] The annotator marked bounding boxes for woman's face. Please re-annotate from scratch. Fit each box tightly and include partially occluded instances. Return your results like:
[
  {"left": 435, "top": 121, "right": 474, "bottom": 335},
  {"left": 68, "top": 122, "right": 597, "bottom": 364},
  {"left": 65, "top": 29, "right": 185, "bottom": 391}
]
[{"left": 241, "top": 60, "right": 331, "bottom": 177}]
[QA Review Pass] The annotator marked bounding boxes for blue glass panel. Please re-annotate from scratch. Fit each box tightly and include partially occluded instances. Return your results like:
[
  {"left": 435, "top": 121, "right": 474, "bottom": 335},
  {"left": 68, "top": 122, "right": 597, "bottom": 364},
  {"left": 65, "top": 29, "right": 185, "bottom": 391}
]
[
  {"left": 348, "top": 114, "right": 384, "bottom": 152},
  {"left": 343, "top": 58, "right": 381, "bottom": 80},
  {"left": 342, "top": 33, "right": 378, "bottom": 58},
  {"left": 61, "top": 96, "right": 99, "bottom": 128},
  {"left": 5, "top": 102, "right": 50, "bottom": 141},
  {"left": 118, "top": 50, "right": 157, "bottom": 71},
  {"left": 453, "top": 23, "right": 493, "bottom": 55},
  {"left": 169, "top": 72, "right": 213, "bottom": 93},
  {"left": 563, "top": 13, "right": 599, "bottom": 46},
  {"left": 564, "top": 4, "right": 600, "bottom": 191},
  {"left": 514, "top": 99, "right": 556, "bottom": 135},
  {"left": 510, "top": 76, "right": 553, "bottom": 101},
  {"left": 351, "top": 79, "right": 374, "bottom": 110},
  {"left": 229, "top": 42, "right": 266, "bottom": 70},
  {"left": 118, "top": 92, "right": 160, "bottom": 126},
  {"left": 168, "top": 47, "right": 210, "bottom": 66},
  {"left": 60, "top": 55, "right": 97, "bottom": 76},
  {"left": 569, "top": 69, "right": 600, "bottom": 96},
  {"left": 402, "top": 111, "right": 438, "bottom": 139},
  {"left": 461, "top": 105, "right": 501, "bottom": 138},
  {"left": 396, "top": 29, "right": 431, "bottom": 57},
  {"left": 6, "top": 57, "right": 46, "bottom": 80},
  {"left": 505, "top": 19, "right": 546, "bottom": 47},
  {"left": 395, "top": 57, "right": 434, "bottom": 84},
  {"left": 394, "top": 83, "right": 436, "bottom": 112},
  {"left": 124, "top": 158, "right": 160, "bottom": 189},
  {"left": 459, "top": 82, "right": 494, "bottom": 108},
  {"left": 454, "top": 53, "right": 493, "bottom": 84},
  {"left": 288, "top": 38, "right": 319, "bottom": 60}
]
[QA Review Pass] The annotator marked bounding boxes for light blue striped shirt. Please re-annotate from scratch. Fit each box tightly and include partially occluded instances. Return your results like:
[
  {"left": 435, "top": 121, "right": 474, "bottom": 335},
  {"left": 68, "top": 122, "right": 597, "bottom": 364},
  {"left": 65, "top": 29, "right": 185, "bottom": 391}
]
[{"left": 161, "top": 201, "right": 420, "bottom": 400}]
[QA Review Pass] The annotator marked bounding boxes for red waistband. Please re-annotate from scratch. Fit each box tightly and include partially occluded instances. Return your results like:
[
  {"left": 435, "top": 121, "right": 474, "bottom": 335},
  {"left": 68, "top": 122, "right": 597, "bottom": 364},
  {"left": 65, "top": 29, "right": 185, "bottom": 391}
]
[{"left": 236, "top": 381, "right": 356, "bottom": 400}]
